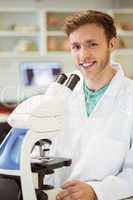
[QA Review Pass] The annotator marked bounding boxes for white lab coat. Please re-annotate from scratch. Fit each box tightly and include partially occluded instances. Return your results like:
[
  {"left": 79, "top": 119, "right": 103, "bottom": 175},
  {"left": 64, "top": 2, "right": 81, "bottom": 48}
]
[{"left": 47, "top": 63, "right": 133, "bottom": 200}]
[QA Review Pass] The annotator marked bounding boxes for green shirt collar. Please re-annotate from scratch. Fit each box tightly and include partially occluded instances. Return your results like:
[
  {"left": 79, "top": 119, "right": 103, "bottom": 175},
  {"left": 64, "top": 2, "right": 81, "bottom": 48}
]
[
  {"left": 83, "top": 80, "right": 110, "bottom": 116},
  {"left": 83, "top": 80, "right": 110, "bottom": 98}
]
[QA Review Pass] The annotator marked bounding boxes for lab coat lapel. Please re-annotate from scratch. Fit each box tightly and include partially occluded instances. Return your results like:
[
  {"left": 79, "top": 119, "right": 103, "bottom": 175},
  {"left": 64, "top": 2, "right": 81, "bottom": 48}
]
[
  {"left": 89, "top": 67, "right": 125, "bottom": 118},
  {"left": 76, "top": 65, "right": 125, "bottom": 136}
]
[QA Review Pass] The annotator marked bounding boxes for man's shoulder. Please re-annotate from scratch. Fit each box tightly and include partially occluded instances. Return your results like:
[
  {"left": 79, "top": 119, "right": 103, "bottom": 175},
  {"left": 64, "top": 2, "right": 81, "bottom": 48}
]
[{"left": 124, "top": 76, "right": 133, "bottom": 88}]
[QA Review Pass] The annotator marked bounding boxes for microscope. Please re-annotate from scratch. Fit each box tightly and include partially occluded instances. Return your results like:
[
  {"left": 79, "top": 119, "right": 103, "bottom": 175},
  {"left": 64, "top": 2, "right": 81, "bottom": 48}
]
[{"left": 0, "top": 73, "right": 80, "bottom": 200}]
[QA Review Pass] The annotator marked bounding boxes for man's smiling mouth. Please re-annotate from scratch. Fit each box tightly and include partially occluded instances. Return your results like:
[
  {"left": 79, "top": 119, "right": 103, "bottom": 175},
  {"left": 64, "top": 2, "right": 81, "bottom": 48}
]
[{"left": 80, "top": 61, "right": 96, "bottom": 69}]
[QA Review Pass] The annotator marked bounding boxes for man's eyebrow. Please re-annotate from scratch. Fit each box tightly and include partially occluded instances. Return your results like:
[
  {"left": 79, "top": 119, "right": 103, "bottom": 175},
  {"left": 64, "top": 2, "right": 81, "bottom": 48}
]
[
  {"left": 71, "top": 42, "right": 79, "bottom": 46},
  {"left": 71, "top": 40, "right": 97, "bottom": 45}
]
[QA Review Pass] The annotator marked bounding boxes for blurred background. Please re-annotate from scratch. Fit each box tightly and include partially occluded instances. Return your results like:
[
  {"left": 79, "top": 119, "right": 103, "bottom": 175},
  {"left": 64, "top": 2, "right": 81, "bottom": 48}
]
[
  {"left": 0, "top": 0, "right": 133, "bottom": 139},
  {"left": 0, "top": 0, "right": 133, "bottom": 101}
]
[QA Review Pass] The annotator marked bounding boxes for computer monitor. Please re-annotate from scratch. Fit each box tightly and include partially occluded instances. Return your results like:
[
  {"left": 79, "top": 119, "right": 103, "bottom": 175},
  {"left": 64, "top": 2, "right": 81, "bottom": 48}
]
[{"left": 20, "top": 61, "right": 62, "bottom": 87}]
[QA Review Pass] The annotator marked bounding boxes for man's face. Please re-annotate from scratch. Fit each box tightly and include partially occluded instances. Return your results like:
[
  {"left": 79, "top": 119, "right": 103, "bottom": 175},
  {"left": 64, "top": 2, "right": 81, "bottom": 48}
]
[{"left": 69, "top": 23, "right": 116, "bottom": 80}]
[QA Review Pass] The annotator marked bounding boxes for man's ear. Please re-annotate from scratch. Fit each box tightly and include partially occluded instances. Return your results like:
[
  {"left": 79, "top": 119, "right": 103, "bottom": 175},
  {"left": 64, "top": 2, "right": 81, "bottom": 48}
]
[{"left": 109, "top": 37, "right": 117, "bottom": 52}]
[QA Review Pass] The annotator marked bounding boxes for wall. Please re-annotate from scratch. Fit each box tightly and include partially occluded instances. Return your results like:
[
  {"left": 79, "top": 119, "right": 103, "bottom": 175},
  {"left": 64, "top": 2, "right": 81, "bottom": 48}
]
[{"left": 0, "top": 0, "right": 114, "bottom": 9}]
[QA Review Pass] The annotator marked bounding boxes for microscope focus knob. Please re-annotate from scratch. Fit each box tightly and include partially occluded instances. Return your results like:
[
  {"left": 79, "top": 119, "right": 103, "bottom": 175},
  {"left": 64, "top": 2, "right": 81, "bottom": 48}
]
[
  {"left": 35, "top": 139, "right": 52, "bottom": 157},
  {"left": 35, "top": 139, "right": 52, "bottom": 146}
]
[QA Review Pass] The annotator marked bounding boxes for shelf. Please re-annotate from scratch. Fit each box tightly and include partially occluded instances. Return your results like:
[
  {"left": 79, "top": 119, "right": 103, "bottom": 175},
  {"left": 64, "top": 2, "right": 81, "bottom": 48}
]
[
  {"left": 113, "top": 49, "right": 133, "bottom": 55},
  {"left": 0, "top": 31, "right": 40, "bottom": 37},
  {"left": 47, "top": 31, "right": 66, "bottom": 36},
  {"left": 0, "top": 8, "right": 40, "bottom": 12},
  {"left": 118, "top": 30, "right": 133, "bottom": 37},
  {"left": 0, "top": 52, "right": 41, "bottom": 58}
]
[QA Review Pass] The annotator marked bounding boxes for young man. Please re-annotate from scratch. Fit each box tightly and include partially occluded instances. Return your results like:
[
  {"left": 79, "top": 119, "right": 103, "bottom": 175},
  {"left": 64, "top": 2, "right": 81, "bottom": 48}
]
[
  {"left": 47, "top": 10, "right": 133, "bottom": 200},
  {"left": 0, "top": 10, "right": 133, "bottom": 200}
]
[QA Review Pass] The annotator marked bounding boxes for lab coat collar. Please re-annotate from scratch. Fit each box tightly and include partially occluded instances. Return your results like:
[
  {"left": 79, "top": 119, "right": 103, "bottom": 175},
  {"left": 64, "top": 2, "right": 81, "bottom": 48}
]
[
  {"left": 75, "top": 62, "right": 125, "bottom": 98},
  {"left": 105, "top": 62, "right": 125, "bottom": 97}
]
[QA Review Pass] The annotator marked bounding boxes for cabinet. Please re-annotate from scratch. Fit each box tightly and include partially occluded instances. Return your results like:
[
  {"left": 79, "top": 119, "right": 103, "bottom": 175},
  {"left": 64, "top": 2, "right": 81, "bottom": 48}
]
[
  {"left": 0, "top": 9, "right": 41, "bottom": 57},
  {"left": 0, "top": 9, "right": 73, "bottom": 58},
  {"left": 111, "top": 9, "right": 133, "bottom": 78}
]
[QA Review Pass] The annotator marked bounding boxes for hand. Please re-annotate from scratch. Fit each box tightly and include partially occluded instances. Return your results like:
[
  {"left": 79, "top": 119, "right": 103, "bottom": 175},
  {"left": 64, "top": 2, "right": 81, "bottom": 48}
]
[{"left": 56, "top": 180, "right": 97, "bottom": 200}]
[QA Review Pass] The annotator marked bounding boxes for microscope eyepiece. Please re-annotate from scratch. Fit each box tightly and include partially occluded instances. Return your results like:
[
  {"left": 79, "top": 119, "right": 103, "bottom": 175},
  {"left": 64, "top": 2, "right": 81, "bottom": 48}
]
[
  {"left": 56, "top": 73, "right": 80, "bottom": 90},
  {"left": 56, "top": 73, "right": 67, "bottom": 84},
  {"left": 65, "top": 74, "right": 80, "bottom": 90}
]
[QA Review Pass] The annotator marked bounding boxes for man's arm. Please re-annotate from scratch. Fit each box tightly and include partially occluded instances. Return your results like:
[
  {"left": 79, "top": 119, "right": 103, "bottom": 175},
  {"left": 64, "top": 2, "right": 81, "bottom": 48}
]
[
  {"left": 87, "top": 140, "right": 133, "bottom": 200},
  {"left": 56, "top": 137, "right": 133, "bottom": 200}
]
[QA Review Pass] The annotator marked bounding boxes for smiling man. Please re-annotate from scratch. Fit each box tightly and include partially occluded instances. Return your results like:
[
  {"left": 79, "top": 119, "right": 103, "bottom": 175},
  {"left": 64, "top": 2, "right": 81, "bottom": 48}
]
[
  {"left": 1, "top": 10, "right": 133, "bottom": 200},
  {"left": 47, "top": 10, "right": 133, "bottom": 200},
  {"left": 67, "top": 11, "right": 117, "bottom": 91}
]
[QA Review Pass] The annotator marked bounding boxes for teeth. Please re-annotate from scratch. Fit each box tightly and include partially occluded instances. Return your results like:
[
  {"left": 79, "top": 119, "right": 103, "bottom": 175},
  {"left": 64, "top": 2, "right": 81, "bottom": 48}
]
[
  {"left": 83, "top": 62, "right": 93, "bottom": 67},
  {"left": 82, "top": 62, "right": 95, "bottom": 67}
]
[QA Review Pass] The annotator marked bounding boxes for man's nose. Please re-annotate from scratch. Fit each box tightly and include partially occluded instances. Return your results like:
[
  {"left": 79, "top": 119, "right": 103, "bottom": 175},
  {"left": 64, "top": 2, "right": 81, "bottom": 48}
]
[{"left": 80, "top": 46, "right": 92, "bottom": 60}]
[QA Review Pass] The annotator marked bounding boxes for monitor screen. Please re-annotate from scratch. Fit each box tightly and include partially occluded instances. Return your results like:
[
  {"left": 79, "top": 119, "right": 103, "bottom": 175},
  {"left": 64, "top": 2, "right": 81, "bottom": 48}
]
[{"left": 20, "top": 61, "right": 62, "bottom": 86}]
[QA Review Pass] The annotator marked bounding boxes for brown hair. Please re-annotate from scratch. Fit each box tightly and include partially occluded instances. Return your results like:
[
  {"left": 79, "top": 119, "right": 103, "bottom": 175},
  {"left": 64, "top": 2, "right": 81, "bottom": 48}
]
[{"left": 64, "top": 10, "right": 117, "bottom": 43}]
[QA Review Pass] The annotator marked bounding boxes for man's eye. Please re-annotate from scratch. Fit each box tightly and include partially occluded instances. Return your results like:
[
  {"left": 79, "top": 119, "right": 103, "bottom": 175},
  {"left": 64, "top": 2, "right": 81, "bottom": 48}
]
[
  {"left": 90, "top": 43, "right": 98, "bottom": 47},
  {"left": 72, "top": 45, "right": 80, "bottom": 50}
]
